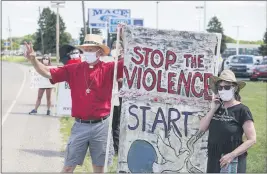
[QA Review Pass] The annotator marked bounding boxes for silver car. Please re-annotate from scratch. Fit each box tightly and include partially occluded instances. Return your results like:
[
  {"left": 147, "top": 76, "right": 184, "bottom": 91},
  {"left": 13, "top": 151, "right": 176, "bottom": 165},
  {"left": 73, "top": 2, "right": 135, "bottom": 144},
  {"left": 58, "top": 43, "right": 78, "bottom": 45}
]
[{"left": 223, "top": 55, "right": 261, "bottom": 77}]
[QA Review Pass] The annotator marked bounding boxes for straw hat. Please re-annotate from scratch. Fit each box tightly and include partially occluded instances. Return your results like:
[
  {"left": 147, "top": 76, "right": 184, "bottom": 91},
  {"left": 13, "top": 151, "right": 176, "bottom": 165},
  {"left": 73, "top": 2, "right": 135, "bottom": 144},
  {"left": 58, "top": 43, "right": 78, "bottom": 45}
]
[
  {"left": 209, "top": 69, "right": 246, "bottom": 94},
  {"left": 77, "top": 34, "right": 110, "bottom": 56}
]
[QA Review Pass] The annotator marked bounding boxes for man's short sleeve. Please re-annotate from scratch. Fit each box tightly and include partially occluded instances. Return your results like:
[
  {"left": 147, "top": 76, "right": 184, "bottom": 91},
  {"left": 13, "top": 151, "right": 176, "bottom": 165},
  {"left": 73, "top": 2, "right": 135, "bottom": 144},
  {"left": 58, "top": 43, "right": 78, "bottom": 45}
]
[
  {"left": 49, "top": 66, "right": 69, "bottom": 84},
  {"left": 240, "top": 106, "right": 254, "bottom": 126}
]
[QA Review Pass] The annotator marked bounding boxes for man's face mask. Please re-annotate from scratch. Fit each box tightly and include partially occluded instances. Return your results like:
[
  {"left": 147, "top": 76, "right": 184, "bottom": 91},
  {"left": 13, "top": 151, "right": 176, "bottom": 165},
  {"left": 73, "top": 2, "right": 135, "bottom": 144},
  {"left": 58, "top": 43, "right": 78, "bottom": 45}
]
[{"left": 83, "top": 49, "right": 100, "bottom": 64}]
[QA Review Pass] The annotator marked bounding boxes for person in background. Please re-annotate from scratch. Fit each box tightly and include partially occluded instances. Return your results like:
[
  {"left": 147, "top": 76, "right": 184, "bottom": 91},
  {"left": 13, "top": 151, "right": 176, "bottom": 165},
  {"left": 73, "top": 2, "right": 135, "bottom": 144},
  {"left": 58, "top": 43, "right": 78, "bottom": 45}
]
[
  {"left": 29, "top": 54, "right": 53, "bottom": 116},
  {"left": 199, "top": 70, "right": 256, "bottom": 173},
  {"left": 59, "top": 44, "right": 83, "bottom": 65},
  {"left": 110, "top": 39, "right": 124, "bottom": 154}
]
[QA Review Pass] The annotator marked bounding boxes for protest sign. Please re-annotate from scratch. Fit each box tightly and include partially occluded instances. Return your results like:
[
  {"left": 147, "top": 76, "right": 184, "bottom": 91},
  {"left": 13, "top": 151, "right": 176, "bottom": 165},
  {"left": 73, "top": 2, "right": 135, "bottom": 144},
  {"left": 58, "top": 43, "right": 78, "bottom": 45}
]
[
  {"left": 117, "top": 26, "right": 221, "bottom": 173},
  {"left": 56, "top": 81, "right": 72, "bottom": 116},
  {"left": 29, "top": 67, "right": 55, "bottom": 89}
]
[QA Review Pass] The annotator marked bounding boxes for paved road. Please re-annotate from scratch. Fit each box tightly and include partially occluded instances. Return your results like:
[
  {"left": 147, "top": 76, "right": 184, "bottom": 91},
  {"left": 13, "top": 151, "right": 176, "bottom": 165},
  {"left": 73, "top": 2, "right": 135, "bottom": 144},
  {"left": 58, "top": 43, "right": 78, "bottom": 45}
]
[{"left": 2, "top": 61, "right": 63, "bottom": 172}]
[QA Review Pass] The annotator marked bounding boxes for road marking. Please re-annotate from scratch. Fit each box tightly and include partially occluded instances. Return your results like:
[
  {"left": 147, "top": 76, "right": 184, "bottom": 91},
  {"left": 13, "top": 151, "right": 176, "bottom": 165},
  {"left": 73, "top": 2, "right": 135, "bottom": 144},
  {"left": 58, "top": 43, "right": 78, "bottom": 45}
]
[{"left": 2, "top": 64, "right": 27, "bottom": 125}]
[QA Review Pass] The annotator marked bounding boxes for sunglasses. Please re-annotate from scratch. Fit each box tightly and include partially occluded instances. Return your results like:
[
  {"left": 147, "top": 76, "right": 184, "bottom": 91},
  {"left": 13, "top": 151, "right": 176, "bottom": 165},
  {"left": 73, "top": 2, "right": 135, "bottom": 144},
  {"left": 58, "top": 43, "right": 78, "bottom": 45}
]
[{"left": 217, "top": 85, "right": 233, "bottom": 91}]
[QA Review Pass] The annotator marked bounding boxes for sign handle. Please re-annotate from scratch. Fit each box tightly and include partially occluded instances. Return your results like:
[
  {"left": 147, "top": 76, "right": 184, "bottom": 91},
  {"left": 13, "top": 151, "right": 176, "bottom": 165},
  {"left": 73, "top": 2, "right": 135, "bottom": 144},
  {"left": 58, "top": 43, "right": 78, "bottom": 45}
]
[{"left": 103, "top": 24, "right": 123, "bottom": 173}]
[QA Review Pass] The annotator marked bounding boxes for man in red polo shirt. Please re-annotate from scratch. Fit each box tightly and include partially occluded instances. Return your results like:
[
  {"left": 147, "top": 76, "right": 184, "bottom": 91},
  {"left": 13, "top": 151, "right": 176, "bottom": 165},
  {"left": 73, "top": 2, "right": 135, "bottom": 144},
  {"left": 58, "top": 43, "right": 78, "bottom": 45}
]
[{"left": 24, "top": 33, "right": 123, "bottom": 173}]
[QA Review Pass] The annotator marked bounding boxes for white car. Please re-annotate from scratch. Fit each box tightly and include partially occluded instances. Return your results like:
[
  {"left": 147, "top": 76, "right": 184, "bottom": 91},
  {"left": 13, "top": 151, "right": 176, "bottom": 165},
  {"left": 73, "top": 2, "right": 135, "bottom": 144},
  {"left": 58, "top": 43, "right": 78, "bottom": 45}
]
[{"left": 222, "top": 55, "right": 261, "bottom": 77}]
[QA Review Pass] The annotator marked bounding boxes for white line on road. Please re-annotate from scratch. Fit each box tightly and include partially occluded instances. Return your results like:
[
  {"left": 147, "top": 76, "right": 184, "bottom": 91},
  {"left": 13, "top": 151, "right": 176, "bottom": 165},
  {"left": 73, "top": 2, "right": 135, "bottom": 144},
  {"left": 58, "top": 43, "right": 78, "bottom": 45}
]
[{"left": 2, "top": 64, "right": 27, "bottom": 125}]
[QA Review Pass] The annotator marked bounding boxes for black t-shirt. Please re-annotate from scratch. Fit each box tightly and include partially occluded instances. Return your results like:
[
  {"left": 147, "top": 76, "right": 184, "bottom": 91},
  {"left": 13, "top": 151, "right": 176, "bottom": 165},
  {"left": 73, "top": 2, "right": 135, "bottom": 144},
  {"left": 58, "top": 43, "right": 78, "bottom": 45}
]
[{"left": 207, "top": 103, "right": 254, "bottom": 158}]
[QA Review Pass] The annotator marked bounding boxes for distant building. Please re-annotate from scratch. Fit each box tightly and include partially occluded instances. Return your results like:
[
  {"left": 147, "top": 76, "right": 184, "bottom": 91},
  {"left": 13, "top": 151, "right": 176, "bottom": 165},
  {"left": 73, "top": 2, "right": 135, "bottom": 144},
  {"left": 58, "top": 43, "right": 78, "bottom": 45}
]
[{"left": 222, "top": 43, "right": 260, "bottom": 58}]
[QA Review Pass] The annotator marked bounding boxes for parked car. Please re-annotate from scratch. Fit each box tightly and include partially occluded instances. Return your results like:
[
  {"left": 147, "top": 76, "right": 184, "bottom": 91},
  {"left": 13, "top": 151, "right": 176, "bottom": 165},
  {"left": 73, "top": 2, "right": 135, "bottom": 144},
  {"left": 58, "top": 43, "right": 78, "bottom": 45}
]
[
  {"left": 250, "top": 58, "right": 267, "bottom": 81},
  {"left": 222, "top": 55, "right": 261, "bottom": 77}
]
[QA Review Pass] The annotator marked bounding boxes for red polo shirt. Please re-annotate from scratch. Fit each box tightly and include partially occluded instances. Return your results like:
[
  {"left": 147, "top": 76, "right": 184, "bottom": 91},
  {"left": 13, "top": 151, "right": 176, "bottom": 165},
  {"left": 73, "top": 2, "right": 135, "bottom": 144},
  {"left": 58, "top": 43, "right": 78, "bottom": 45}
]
[{"left": 49, "top": 60, "right": 124, "bottom": 120}]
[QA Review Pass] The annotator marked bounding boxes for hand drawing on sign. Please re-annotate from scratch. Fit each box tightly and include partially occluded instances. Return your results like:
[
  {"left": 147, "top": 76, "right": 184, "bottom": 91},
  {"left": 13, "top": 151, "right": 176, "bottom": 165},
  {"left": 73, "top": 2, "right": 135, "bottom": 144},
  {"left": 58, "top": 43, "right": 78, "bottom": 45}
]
[{"left": 152, "top": 125, "right": 205, "bottom": 173}]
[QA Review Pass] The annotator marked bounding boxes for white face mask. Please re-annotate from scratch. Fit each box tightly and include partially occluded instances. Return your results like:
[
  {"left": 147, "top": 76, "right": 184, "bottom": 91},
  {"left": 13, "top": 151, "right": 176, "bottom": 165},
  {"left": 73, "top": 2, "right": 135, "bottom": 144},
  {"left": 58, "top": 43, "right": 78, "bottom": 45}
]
[
  {"left": 218, "top": 87, "right": 235, "bottom": 101},
  {"left": 111, "top": 49, "right": 118, "bottom": 58},
  {"left": 43, "top": 59, "right": 49, "bottom": 65},
  {"left": 83, "top": 50, "right": 99, "bottom": 64}
]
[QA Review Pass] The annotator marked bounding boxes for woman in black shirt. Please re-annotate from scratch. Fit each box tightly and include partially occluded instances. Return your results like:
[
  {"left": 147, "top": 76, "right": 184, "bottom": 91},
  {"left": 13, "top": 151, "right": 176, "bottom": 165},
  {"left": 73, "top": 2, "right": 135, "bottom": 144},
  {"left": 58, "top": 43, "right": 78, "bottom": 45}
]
[{"left": 199, "top": 70, "right": 256, "bottom": 173}]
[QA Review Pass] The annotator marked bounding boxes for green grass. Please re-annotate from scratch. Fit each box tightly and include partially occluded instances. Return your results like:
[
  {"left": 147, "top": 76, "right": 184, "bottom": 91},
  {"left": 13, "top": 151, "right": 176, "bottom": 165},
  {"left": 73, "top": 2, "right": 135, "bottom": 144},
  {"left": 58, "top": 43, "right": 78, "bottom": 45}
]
[
  {"left": 240, "top": 82, "right": 267, "bottom": 173},
  {"left": 1, "top": 56, "right": 57, "bottom": 63},
  {"left": 60, "top": 82, "right": 266, "bottom": 173},
  {"left": 60, "top": 117, "right": 118, "bottom": 173}
]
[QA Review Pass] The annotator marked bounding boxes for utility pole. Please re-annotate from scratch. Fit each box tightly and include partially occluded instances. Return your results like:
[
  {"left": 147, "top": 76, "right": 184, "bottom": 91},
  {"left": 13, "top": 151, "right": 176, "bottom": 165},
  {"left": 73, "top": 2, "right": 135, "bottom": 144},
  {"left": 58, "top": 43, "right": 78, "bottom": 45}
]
[
  {"left": 156, "top": 1, "right": 159, "bottom": 29},
  {"left": 233, "top": 25, "right": 243, "bottom": 55},
  {"left": 82, "top": 1, "right": 87, "bottom": 36},
  {"left": 203, "top": 1, "right": 206, "bottom": 32},
  {"left": 51, "top": 1, "right": 65, "bottom": 65},
  {"left": 39, "top": 7, "right": 45, "bottom": 55},
  {"left": 8, "top": 16, "right": 13, "bottom": 55},
  {"left": 196, "top": 6, "right": 204, "bottom": 31}
]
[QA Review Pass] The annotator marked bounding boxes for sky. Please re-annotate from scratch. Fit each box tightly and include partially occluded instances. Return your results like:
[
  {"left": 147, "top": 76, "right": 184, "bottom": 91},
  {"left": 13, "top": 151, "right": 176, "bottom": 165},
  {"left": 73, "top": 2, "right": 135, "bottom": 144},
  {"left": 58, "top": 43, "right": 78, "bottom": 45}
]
[{"left": 1, "top": 1, "right": 266, "bottom": 41}]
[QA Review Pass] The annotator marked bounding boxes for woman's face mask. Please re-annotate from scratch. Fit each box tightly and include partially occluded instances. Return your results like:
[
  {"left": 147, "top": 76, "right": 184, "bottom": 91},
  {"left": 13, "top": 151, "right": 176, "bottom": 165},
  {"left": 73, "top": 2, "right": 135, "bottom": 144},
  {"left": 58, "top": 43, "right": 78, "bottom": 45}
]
[
  {"left": 43, "top": 59, "right": 49, "bottom": 65},
  {"left": 83, "top": 49, "right": 100, "bottom": 64},
  {"left": 218, "top": 85, "right": 235, "bottom": 101}
]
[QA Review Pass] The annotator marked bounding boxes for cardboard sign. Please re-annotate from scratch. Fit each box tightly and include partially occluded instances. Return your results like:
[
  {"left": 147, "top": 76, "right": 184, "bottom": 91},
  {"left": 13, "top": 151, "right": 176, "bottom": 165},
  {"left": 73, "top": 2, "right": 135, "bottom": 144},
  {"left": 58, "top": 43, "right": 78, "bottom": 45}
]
[
  {"left": 56, "top": 81, "right": 72, "bottom": 116},
  {"left": 29, "top": 67, "right": 55, "bottom": 89},
  {"left": 117, "top": 26, "right": 221, "bottom": 173}
]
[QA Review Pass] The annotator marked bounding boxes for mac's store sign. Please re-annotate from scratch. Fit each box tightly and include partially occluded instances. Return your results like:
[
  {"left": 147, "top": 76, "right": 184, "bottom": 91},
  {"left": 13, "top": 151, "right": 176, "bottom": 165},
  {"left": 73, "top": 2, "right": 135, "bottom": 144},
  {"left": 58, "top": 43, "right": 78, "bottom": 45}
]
[{"left": 88, "top": 8, "right": 131, "bottom": 28}]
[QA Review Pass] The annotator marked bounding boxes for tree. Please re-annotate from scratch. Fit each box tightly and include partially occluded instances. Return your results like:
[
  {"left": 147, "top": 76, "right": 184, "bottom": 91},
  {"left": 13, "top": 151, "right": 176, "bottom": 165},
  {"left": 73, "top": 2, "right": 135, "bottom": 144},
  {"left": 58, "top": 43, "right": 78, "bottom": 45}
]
[
  {"left": 206, "top": 16, "right": 227, "bottom": 54},
  {"left": 34, "top": 7, "right": 71, "bottom": 54},
  {"left": 259, "top": 31, "right": 267, "bottom": 56},
  {"left": 79, "top": 21, "right": 102, "bottom": 45}
]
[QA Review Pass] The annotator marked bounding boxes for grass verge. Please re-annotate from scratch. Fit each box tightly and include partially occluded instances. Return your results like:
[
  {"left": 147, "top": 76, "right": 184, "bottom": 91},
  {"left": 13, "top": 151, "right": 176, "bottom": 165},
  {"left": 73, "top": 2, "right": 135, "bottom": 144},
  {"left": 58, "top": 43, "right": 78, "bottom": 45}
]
[
  {"left": 1, "top": 56, "right": 57, "bottom": 63},
  {"left": 240, "top": 82, "right": 267, "bottom": 173},
  {"left": 60, "top": 82, "right": 266, "bottom": 172}
]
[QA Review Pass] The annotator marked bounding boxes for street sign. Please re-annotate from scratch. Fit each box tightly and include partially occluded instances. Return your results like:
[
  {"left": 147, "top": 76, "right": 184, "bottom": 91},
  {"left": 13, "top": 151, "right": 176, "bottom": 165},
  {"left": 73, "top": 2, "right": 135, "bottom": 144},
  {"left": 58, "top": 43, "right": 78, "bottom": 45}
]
[
  {"left": 109, "top": 18, "right": 144, "bottom": 34},
  {"left": 4, "top": 42, "right": 10, "bottom": 47},
  {"left": 88, "top": 8, "right": 131, "bottom": 29}
]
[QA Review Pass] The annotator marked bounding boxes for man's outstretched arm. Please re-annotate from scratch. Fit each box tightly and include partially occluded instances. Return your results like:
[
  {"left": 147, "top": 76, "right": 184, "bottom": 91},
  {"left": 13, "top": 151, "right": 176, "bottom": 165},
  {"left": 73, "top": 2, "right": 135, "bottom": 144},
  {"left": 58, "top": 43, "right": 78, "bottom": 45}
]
[
  {"left": 24, "top": 41, "right": 52, "bottom": 79},
  {"left": 30, "top": 57, "right": 52, "bottom": 79}
]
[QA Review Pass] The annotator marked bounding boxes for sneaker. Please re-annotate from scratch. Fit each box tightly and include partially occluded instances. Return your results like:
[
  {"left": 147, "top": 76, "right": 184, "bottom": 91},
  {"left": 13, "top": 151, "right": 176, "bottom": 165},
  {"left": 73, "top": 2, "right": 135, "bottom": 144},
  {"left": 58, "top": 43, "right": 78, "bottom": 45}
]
[
  {"left": 29, "top": 109, "right": 37, "bottom": 115},
  {"left": 47, "top": 110, "right": 51, "bottom": 116}
]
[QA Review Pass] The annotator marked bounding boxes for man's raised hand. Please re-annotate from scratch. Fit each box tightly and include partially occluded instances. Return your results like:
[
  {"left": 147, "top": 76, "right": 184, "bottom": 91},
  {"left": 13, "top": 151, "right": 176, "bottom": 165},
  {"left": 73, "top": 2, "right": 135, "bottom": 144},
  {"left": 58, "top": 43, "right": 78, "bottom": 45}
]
[{"left": 24, "top": 41, "right": 36, "bottom": 60}]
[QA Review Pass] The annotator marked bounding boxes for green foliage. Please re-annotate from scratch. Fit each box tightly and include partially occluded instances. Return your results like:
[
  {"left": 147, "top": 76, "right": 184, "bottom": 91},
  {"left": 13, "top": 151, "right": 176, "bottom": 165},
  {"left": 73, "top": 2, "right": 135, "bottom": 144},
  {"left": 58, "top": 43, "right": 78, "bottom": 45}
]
[
  {"left": 258, "top": 31, "right": 267, "bottom": 56},
  {"left": 206, "top": 16, "right": 227, "bottom": 54},
  {"left": 33, "top": 7, "right": 71, "bottom": 54}
]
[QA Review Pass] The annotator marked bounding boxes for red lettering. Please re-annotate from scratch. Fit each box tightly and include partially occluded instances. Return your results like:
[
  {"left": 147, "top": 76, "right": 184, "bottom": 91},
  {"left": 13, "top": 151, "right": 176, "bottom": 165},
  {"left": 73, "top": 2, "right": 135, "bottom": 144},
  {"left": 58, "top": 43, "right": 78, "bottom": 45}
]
[
  {"left": 142, "top": 68, "right": 157, "bottom": 91},
  {"left": 204, "top": 73, "right": 213, "bottom": 100},
  {"left": 165, "top": 50, "right": 177, "bottom": 70},
  {"left": 177, "top": 71, "right": 192, "bottom": 97},
  {"left": 143, "top": 47, "right": 153, "bottom": 67},
  {"left": 198, "top": 55, "right": 204, "bottom": 68},
  {"left": 191, "top": 72, "right": 204, "bottom": 98},
  {"left": 168, "top": 72, "right": 176, "bottom": 94},
  {"left": 151, "top": 50, "right": 164, "bottom": 68},
  {"left": 191, "top": 55, "right": 197, "bottom": 68},
  {"left": 184, "top": 54, "right": 191, "bottom": 67},
  {"left": 131, "top": 46, "right": 144, "bottom": 65},
  {"left": 137, "top": 67, "right": 142, "bottom": 89},
  {"left": 157, "top": 70, "right": 167, "bottom": 92},
  {"left": 124, "top": 66, "right": 137, "bottom": 89}
]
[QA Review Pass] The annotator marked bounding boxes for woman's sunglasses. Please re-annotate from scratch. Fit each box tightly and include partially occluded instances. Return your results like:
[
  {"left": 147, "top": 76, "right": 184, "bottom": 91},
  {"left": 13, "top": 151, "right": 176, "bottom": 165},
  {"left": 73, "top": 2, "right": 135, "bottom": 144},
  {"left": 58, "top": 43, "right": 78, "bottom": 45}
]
[{"left": 217, "top": 85, "right": 233, "bottom": 91}]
